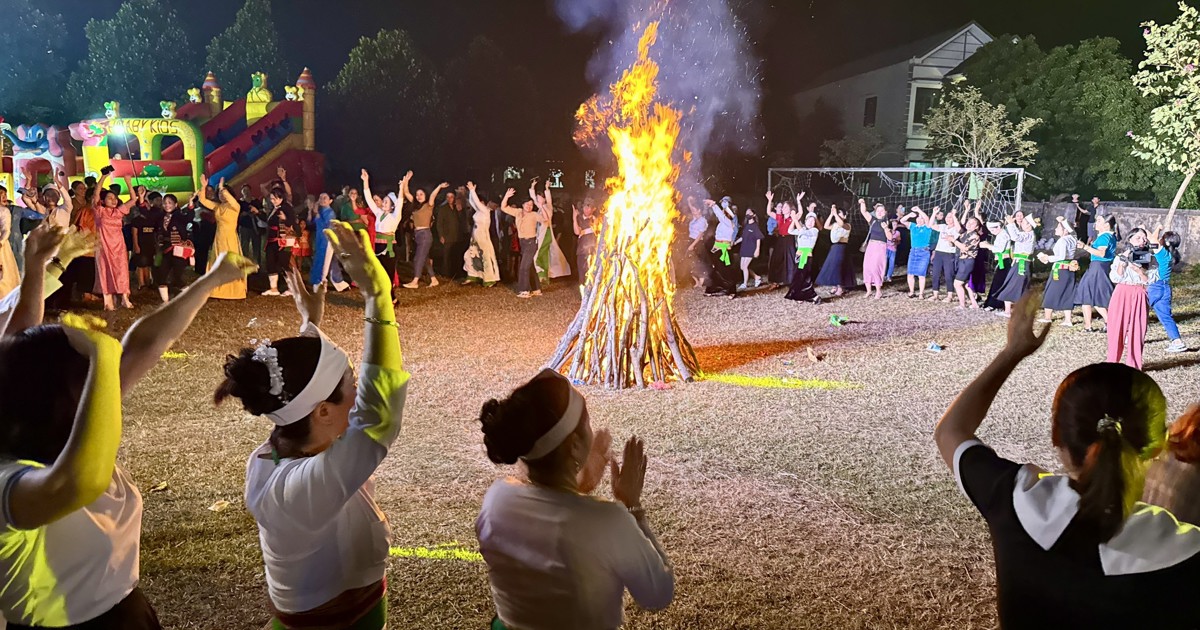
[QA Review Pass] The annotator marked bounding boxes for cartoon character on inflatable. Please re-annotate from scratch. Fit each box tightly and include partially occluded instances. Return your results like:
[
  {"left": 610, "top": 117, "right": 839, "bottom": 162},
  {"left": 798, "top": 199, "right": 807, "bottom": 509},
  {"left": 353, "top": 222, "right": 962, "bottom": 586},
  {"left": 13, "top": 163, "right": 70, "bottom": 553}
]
[
  {"left": 247, "top": 72, "right": 272, "bottom": 103},
  {"left": 187, "top": 87, "right": 202, "bottom": 104},
  {"left": 161, "top": 101, "right": 177, "bottom": 119}
]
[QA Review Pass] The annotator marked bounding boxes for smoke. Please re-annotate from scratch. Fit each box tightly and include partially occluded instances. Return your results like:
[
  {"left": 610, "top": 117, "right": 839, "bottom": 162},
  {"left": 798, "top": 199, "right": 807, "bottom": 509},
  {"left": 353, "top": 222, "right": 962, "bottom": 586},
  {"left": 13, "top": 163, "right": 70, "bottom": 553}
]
[{"left": 557, "top": 0, "right": 763, "bottom": 193}]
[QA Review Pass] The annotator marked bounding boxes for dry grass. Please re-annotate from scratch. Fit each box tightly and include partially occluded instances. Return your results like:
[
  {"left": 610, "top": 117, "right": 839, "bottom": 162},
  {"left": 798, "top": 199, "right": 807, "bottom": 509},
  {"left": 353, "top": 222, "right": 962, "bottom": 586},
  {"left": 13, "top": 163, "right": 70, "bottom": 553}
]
[{"left": 95, "top": 267, "right": 1200, "bottom": 629}]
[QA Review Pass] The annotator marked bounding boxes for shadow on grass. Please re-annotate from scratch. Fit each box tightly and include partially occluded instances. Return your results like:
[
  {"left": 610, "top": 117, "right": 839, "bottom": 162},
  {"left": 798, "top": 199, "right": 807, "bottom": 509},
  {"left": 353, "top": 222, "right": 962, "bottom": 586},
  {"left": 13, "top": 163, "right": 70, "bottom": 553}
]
[
  {"left": 694, "top": 338, "right": 834, "bottom": 373},
  {"left": 1143, "top": 353, "right": 1200, "bottom": 373}
]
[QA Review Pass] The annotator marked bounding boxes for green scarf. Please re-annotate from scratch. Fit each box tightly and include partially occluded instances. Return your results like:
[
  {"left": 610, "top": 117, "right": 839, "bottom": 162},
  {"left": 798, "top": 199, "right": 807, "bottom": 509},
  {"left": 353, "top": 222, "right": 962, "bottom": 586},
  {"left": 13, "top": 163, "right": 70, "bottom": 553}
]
[
  {"left": 796, "top": 246, "right": 813, "bottom": 269},
  {"left": 1051, "top": 260, "right": 1070, "bottom": 281},
  {"left": 993, "top": 249, "right": 1010, "bottom": 270},
  {"left": 712, "top": 241, "right": 732, "bottom": 265},
  {"left": 1012, "top": 252, "right": 1031, "bottom": 276},
  {"left": 375, "top": 233, "right": 396, "bottom": 257}
]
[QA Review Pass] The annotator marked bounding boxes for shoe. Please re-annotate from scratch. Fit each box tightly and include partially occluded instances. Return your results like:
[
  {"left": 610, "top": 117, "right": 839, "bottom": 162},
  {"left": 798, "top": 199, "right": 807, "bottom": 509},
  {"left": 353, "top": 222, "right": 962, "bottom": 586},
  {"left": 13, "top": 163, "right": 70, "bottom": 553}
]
[
  {"left": 1060, "top": 321, "right": 1074, "bottom": 328},
  {"left": 281, "top": 290, "right": 293, "bottom": 297},
  {"left": 736, "top": 283, "right": 748, "bottom": 291},
  {"left": 811, "top": 296, "right": 822, "bottom": 305},
  {"left": 754, "top": 278, "right": 763, "bottom": 287},
  {"left": 999, "top": 312, "right": 1012, "bottom": 318},
  {"left": 1099, "top": 325, "right": 1108, "bottom": 333},
  {"left": 517, "top": 291, "right": 531, "bottom": 299},
  {"left": 1036, "top": 318, "right": 1051, "bottom": 323},
  {"left": 429, "top": 278, "right": 440, "bottom": 288},
  {"left": 332, "top": 281, "right": 350, "bottom": 292},
  {"left": 1167, "top": 339, "right": 1188, "bottom": 353},
  {"left": 531, "top": 290, "right": 542, "bottom": 296},
  {"left": 262, "top": 289, "right": 280, "bottom": 296},
  {"left": 402, "top": 281, "right": 419, "bottom": 289}
]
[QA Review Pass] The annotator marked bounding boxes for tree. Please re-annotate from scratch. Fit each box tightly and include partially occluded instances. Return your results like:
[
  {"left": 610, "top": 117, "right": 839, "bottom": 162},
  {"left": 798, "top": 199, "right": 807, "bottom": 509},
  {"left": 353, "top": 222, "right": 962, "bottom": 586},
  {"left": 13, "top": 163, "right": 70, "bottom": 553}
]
[
  {"left": 323, "top": 28, "right": 445, "bottom": 176},
  {"left": 0, "top": 0, "right": 68, "bottom": 123},
  {"left": 820, "top": 128, "right": 891, "bottom": 167},
  {"left": 924, "top": 86, "right": 1041, "bottom": 169},
  {"left": 65, "top": 0, "right": 198, "bottom": 119},
  {"left": 443, "top": 36, "right": 543, "bottom": 173},
  {"left": 204, "top": 0, "right": 289, "bottom": 95},
  {"left": 1130, "top": 1, "right": 1200, "bottom": 215},
  {"left": 958, "top": 36, "right": 1160, "bottom": 200}
]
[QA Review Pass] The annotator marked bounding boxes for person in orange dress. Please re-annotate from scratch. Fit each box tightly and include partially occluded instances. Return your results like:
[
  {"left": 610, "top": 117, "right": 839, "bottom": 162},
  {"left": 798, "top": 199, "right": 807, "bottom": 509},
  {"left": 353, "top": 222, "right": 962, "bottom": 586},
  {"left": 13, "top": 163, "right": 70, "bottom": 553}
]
[{"left": 197, "top": 175, "right": 247, "bottom": 300}]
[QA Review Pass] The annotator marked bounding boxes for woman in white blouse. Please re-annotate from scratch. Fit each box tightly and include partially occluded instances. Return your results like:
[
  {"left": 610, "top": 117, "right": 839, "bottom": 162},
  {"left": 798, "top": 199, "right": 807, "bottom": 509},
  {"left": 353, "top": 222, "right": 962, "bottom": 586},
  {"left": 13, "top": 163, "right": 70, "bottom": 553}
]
[
  {"left": 362, "top": 170, "right": 406, "bottom": 301},
  {"left": 1036, "top": 217, "right": 1079, "bottom": 326},
  {"left": 1106, "top": 228, "right": 1154, "bottom": 371},
  {"left": 466, "top": 181, "right": 502, "bottom": 287},
  {"left": 476, "top": 370, "right": 674, "bottom": 630},
  {"left": 217, "top": 222, "right": 408, "bottom": 629}
]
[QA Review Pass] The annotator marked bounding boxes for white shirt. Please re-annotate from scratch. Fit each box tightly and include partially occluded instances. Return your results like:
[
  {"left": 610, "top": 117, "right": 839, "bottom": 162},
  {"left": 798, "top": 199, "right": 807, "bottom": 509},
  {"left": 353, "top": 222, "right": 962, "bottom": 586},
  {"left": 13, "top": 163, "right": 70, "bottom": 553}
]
[
  {"left": 245, "top": 363, "right": 409, "bottom": 613},
  {"left": 0, "top": 463, "right": 141, "bottom": 626},
  {"left": 1007, "top": 225, "right": 1035, "bottom": 255},
  {"left": 477, "top": 479, "right": 673, "bottom": 630},
  {"left": 790, "top": 223, "right": 819, "bottom": 249},
  {"left": 829, "top": 225, "right": 849, "bottom": 244},
  {"left": 933, "top": 224, "right": 960, "bottom": 254},
  {"left": 991, "top": 230, "right": 1012, "bottom": 254},
  {"left": 1048, "top": 235, "right": 1078, "bottom": 262},
  {"left": 371, "top": 195, "right": 403, "bottom": 234},
  {"left": 712, "top": 207, "right": 736, "bottom": 242}
]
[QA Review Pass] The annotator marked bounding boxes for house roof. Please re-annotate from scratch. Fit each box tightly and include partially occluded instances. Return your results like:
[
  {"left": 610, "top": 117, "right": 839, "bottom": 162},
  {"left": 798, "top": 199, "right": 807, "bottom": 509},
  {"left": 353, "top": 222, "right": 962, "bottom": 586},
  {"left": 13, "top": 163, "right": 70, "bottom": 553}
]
[{"left": 798, "top": 22, "right": 991, "bottom": 91}]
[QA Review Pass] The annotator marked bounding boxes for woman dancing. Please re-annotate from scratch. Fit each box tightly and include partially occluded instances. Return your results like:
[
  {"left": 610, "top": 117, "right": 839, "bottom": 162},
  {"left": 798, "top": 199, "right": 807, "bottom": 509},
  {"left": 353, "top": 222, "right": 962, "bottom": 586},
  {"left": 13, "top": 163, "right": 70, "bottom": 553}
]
[
  {"left": 261, "top": 182, "right": 297, "bottom": 297},
  {"left": 401, "top": 175, "right": 445, "bottom": 289},
  {"left": 816, "top": 203, "right": 855, "bottom": 297},
  {"left": 572, "top": 198, "right": 598, "bottom": 286},
  {"left": 978, "top": 220, "right": 1012, "bottom": 311},
  {"left": 218, "top": 222, "right": 407, "bottom": 630},
  {"left": 992, "top": 214, "right": 1036, "bottom": 317},
  {"left": 197, "top": 175, "right": 247, "bottom": 300},
  {"left": 934, "top": 292, "right": 1199, "bottom": 628},
  {"left": 705, "top": 197, "right": 740, "bottom": 298},
  {"left": 1147, "top": 228, "right": 1187, "bottom": 353},
  {"left": 362, "top": 170, "right": 405, "bottom": 297},
  {"left": 685, "top": 197, "right": 711, "bottom": 289},
  {"left": 950, "top": 215, "right": 982, "bottom": 309},
  {"left": 899, "top": 207, "right": 933, "bottom": 299},
  {"left": 858, "top": 199, "right": 892, "bottom": 300},
  {"left": 92, "top": 173, "right": 138, "bottom": 310},
  {"left": 1106, "top": 228, "right": 1153, "bottom": 370},
  {"left": 1036, "top": 217, "right": 1079, "bottom": 326},
  {"left": 764, "top": 192, "right": 794, "bottom": 289},
  {"left": 476, "top": 370, "right": 673, "bottom": 630},
  {"left": 1074, "top": 214, "right": 1116, "bottom": 333},
  {"left": 785, "top": 209, "right": 821, "bottom": 304},
  {"left": 927, "top": 207, "right": 959, "bottom": 302},
  {"left": 737, "top": 205, "right": 764, "bottom": 290},
  {"left": 466, "top": 181, "right": 501, "bottom": 287},
  {"left": 0, "top": 243, "right": 253, "bottom": 629},
  {"left": 502, "top": 187, "right": 550, "bottom": 298}
]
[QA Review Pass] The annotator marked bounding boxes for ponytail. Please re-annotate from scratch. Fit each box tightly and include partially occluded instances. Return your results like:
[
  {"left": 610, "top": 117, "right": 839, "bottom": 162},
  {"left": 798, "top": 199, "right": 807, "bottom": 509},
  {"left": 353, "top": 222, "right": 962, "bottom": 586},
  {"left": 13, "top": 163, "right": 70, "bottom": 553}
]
[{"left": 1074, "top": 417, "right": 1144, "bottom": 542}]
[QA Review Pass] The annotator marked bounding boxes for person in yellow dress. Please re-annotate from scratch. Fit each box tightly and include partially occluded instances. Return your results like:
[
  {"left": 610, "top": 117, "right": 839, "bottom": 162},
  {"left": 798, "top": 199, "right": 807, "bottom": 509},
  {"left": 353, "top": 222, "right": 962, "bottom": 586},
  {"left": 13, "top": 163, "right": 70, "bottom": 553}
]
[{"left": 197, "top": 175, "right": 247, "bottom": 299}]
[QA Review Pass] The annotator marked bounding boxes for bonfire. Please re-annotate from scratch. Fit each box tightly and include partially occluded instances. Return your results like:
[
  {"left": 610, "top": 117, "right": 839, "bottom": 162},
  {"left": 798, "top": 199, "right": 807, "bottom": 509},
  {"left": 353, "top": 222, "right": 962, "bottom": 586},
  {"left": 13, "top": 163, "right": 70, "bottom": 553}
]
[{"left": 547, "top": 22, "right": 701, "bottom": 388}]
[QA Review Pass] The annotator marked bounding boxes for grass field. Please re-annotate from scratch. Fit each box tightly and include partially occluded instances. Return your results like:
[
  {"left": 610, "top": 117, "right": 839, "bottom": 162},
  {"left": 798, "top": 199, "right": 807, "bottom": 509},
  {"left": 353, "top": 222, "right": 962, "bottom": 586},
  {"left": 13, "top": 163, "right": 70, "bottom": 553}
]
[{"left": 100, "top": 267, "right": 1200, "bottom": 629}]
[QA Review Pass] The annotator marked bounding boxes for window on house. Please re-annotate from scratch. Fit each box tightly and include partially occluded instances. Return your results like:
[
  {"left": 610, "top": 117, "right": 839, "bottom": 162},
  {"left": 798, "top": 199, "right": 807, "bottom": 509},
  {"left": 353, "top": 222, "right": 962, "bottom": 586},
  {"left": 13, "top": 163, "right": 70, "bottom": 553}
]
[
  {"left": 912, "top": 87, "right": 940, "bottom": 130},
  {"left": 863, "top": 96, "right": 878, "bottom": 128}
]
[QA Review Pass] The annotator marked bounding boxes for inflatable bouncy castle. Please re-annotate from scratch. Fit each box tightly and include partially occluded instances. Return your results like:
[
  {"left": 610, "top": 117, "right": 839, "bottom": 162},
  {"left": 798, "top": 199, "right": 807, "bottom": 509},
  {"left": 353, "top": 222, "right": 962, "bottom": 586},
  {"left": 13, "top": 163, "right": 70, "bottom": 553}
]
[{"left": 1, "top": 69, "right": 324, "bottom": 199}]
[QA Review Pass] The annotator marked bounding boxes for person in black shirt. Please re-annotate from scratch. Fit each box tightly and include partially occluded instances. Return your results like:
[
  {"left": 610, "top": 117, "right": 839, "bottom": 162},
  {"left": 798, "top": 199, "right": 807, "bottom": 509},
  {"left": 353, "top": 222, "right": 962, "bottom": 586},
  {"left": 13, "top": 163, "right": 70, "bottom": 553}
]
[
  {"left": 934, "top": 291, "right": 1200, "bottom": 628},
  {"left": 237, "top": 185, "right": 264, "bottom": 266},
  {"left": 261, "top": 187, "right": 296, "bottom": 296},
  {"left": 153, "top": 193, "right": 193, "bottom": 302},
  {"left": 128, "top": 186, "right": 158, "bottom": 292}
]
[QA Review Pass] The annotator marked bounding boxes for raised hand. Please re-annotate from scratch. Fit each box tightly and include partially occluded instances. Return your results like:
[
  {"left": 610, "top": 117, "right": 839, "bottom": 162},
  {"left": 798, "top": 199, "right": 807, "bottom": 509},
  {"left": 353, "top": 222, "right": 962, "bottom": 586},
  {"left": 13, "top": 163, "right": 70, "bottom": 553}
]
[
  {"left": 325, "top": 221, "right": 387, "bottom": 298},
  {"left": 207, "top": 252, "right": 257, "bottom": 285},
  {"left": 577, "top": 427, "right": 613, "bottom": 494},
  {"left": 360, "top": 169, "right": 370, "bottom": 182},
  {"left": 23, "top": 223, "right": 66, "bottom": 267},
  {"left": 765, "top": 190, "right": 774, "bottom": 202},
  {"left": 60, "top": 313, "right": 121, "bottom": 360},
  {"left": 609, "top": 435, "right": 647, "bottom": 509},
  {"left": 277, "top": 166, "right": 287, "bottom": 179},
  {"left": 466, "top": 181, "right": 476, "bottom": 192},
  {"left": 284, "top": 263, "right": 325, "bottom": 327},
  {"left": 1005, "top": 291, "right": 1051, "bottom": 359},
  {"left": 217, "top": 178, "right": 226, "bottom": 190},
  {"left": 199, "top": 174, "right": 209, "bottom": 188},
  {"left": 58, "top": 227, "right": 96, "bottom": 263}
]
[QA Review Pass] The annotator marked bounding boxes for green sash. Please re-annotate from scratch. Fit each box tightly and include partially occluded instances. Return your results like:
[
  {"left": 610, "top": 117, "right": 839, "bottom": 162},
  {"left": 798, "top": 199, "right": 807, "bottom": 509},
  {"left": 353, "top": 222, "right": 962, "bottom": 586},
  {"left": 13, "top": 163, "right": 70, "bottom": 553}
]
[
  {"left": 1051, "top": 260, "right": 1070, "bottom": 281},
  {"left": 491, "top": 617, "right": 509, "bottom": 630},
  {"left": 796, "top": 246, "right": 813, "bottom": 269},
  {"left": 375, "top": 232, "right": 396, "bottom": 257},
  {"left": 993, "top": 249, "right": 1011, "bottom": 270},
  {"left": 712, "top": 241, "right": 732, "bottom": 265},
  {"left": 1012, "top": 253, "right": 1031, "bottom": 276}
]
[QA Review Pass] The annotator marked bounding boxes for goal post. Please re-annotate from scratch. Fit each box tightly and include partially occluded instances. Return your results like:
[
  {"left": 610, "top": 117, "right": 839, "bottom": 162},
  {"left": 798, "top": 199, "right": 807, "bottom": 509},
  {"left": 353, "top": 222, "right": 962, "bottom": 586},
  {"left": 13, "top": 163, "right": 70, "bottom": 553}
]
[{"left": 767, "top": 167, "right": 1026, "bottom": 228}]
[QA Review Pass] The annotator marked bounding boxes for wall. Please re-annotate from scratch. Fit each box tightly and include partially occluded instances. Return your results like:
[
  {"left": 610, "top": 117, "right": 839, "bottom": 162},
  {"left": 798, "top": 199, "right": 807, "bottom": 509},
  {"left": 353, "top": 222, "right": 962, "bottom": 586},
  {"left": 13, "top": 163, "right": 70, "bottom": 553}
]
[
  {"left": 792, "top": 60, "right": 912, "bottom": 165},
  {"left": 1026, "top": 202, "right": 1200, "bottom": 263}
]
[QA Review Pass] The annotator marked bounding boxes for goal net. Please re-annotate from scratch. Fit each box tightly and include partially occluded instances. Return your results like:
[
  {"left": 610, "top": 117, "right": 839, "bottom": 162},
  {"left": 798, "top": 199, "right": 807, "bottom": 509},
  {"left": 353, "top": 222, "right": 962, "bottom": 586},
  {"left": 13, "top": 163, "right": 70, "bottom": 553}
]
[{"left": 767, "top": 167, "right": 1026, "bottom": 233}]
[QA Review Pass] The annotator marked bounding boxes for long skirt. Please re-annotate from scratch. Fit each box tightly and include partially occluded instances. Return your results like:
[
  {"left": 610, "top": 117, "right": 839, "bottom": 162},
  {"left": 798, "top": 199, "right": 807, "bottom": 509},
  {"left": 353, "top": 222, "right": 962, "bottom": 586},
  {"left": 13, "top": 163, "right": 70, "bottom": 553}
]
[
  {"left": 906, "top": 247, "right": 931, "bottom": 277},
  {"left": 1042, "top": 268, "right": 1077, "bottom": 311},
  {"left": 1106, "top": 283, "right": 1147, "bottom": 370},
  {"left": 816, "top": 242, "right": 855, "bottom": 288},
  {"left": 862, "top": 240, "right": 887, "bottom": 286},
  {"left": 1074, "top": 260, "right": 1114, "bottom": 307},
  {"left": 785, "top": 262, "right": 819, "bottom": 302},
  {"left": 0, "top": 240, "right": 19, "bottom": 298},
  {"left": 995, "top": 263, "right": 1031, "bottom": 303},
  {"left": 767, "top": 235, "right": 795, "bottom": 285},
  {"left": 969, "top": 248, "right": 989, "bottom": 294},
  {"left": 984, "top": 264, "right": 1010, "bottom": 310},
  {"left": 706, "top": 247, "right": 739, "bottom": 295}
]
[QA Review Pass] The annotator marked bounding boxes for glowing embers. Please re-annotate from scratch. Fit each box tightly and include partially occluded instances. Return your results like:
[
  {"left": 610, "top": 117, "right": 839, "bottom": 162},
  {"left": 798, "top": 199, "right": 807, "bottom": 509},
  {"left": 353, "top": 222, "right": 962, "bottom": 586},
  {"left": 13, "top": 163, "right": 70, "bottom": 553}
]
[
  {"left": 703, "top": 374, "right": 859, "bottom": 391},
  {"left": 549, "top": 22, "right": 700, "bottom": 388}
]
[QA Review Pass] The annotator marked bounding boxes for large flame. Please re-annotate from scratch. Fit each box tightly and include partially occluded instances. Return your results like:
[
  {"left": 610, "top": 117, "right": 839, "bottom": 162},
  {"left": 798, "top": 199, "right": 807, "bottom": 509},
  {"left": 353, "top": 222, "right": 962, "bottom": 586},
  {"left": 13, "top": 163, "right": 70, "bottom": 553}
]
[{"left": 550, "top": 21, "right": 699, "bottom": 388}]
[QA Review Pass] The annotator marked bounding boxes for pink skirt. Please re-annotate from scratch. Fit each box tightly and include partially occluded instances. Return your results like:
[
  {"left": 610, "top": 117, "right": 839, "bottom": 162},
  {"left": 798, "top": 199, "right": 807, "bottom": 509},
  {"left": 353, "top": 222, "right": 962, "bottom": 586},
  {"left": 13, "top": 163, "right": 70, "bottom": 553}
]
[
  {"left": 862, "top": 240, "right": 887, "bottom": 286},
  {"left": 1106, "top": 283, "right": 1147, "bottom": 370}
]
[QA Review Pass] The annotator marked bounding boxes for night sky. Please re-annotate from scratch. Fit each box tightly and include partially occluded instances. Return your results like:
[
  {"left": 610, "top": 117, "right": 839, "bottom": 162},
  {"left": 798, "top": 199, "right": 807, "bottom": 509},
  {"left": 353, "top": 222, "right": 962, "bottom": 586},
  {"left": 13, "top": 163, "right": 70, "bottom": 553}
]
[{"left": 51, "top": 0, "right": 1187, "bottom": 167}]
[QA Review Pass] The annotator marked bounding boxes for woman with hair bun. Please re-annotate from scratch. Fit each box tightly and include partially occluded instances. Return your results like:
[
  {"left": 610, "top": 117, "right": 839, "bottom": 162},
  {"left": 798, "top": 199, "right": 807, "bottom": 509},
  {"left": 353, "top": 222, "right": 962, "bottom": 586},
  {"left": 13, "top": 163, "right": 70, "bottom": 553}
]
[
  {"left": 216, "top": 222, "right": 408, "bottom": 630},
  {"left": 476, "top": 370, "right": 674, "bottom": 630},
  {"left": 934, "top": 292, "right": 1200, "bottom": 628}
]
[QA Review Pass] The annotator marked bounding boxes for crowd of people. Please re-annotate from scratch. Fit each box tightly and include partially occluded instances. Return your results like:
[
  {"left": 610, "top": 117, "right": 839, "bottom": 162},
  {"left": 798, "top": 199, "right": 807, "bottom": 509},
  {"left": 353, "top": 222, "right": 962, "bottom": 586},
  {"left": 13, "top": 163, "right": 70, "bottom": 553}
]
[
  {"left": 683, "top": 191, "right": 1189, "bottom": 368},
  {"left": 0, "top": 169, "right": 591, "bottom": 313},
  {"left": 0, "top": 175, "right": 1196, "bottom": 629}
]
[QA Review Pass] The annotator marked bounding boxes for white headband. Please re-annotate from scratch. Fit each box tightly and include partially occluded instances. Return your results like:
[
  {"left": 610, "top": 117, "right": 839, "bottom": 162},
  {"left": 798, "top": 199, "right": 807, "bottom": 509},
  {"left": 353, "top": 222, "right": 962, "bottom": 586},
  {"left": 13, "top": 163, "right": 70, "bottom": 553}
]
[
  {"left": 265, "top": 323, "right": 350, "bottom": 427},
  {"left": 521, "top": 371, "right": 585, "bottom": 461}
]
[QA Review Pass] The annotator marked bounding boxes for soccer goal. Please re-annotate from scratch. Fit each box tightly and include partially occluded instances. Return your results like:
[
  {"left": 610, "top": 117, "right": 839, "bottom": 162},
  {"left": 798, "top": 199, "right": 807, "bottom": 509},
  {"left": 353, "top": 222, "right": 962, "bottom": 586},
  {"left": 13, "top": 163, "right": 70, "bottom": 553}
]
[{"left": 767, "top": 167, "right": 1027, "bottom": 231}]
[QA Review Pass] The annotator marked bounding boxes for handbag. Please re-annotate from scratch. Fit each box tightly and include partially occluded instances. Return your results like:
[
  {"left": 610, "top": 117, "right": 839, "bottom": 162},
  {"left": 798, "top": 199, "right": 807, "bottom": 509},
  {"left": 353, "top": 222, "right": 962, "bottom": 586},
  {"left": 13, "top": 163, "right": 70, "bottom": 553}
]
[{"left": 859, "top": 219, "right": 876, "bottom": 253}]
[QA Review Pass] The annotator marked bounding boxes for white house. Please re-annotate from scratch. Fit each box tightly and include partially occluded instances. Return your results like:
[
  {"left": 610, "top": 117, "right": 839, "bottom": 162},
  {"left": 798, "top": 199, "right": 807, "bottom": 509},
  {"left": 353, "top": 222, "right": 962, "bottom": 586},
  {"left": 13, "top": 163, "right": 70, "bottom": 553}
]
[{"left": 793, "top": 22, "right": 993, "bottom": 165}]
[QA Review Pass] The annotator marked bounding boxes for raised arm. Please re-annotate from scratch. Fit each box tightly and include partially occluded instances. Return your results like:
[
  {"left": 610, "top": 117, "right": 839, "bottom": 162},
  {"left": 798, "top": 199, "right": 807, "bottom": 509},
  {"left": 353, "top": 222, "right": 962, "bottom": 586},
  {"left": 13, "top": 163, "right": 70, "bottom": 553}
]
[
  {"left": 500, "top": 188, "right": 520, "bottom": 217},
  {"left": 8, "top": 320, "right": 123, "bottom": 529},
  {"left": 196, "top": 175, "right": 217, "bottom": 210},
  {"left": 360, "top": 170, "right": 382, "bottom": 216},
  {"left": 934, "top": 293, "right": 1049, "bottom": 468},
  {"left": 90, "top": 173, "right": 108, "bottom": 207},
  {"left": 400, "top": 171, "right": 414, "bottom": 203},
  {"left": 3, "top": 224, "right": 63, "bottom": 335},
  {"left": 823, "top": 209, "right": 836, "bottom": 230},
  {"left": 119, "top": 253, "right": 256, "bottom": 396},
  {"left": 857, "top": 198, "right": 871, "bottom": 222},
  {"left": 764, "top": 191, "right": 775, "bottom": 218}
]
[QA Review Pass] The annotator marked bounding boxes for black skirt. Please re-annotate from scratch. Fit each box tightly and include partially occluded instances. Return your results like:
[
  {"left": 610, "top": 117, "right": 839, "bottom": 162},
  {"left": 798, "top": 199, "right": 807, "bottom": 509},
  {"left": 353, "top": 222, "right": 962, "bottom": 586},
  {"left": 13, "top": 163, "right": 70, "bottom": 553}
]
[
  {"left": 785, "top": 262, "right": 819, "bottom": 302},
  {"left": 815, "top": 242, "right": 855, "bottom": 288},
  {"left": 1074, "top": 260, "right": 1114, "bottom": 307},
  {"left": 995, "top": 262, "right": 1031, "bottom": 303},
  {"left": 1042, "top": 268, "right": 1077, "bottom": 311},
  {"left": 984, "top": 264, "right": 1010, "bottom": 310},
  {"left": 767, "top": 235, "right": 795, "bottom": 285}
]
